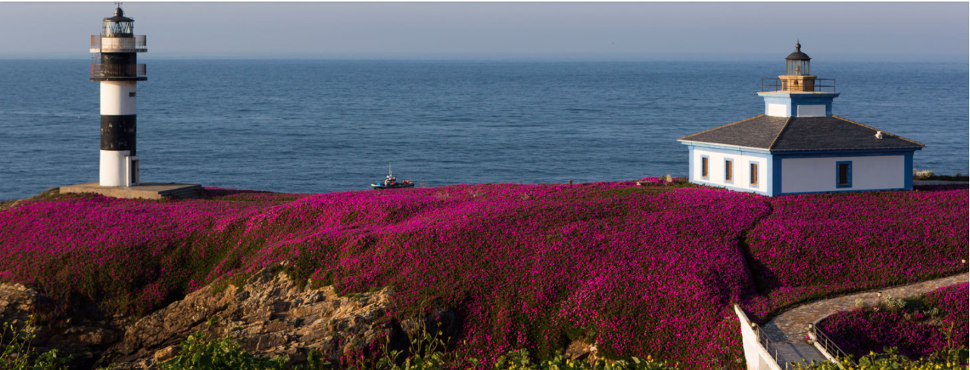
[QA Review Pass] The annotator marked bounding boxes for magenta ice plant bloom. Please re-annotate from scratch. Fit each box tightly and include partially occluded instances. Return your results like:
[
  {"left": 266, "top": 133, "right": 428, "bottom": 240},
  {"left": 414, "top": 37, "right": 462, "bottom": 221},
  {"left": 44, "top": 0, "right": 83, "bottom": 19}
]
[
  {"left": 0, "top": 183, "right": 965, "bottom": 368},
  {"left": 817, "top": 282, "right": 968, "bottom": 359}
]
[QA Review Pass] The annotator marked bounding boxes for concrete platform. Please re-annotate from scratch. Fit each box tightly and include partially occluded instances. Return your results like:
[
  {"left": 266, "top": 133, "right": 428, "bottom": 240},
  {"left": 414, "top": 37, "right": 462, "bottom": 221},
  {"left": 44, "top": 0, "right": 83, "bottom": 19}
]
[
  {"left": 914, "top": 180, "right": 969, "bottom": 185},
  {"left": 60, "top": 182, "right": 205, "bottom": 200}
]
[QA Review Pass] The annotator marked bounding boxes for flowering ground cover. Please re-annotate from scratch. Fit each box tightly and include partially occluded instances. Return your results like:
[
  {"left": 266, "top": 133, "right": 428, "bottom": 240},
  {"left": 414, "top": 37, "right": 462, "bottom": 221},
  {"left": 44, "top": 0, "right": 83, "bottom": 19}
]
[
  {"left": 216, "top": 181, "right": 770, "bottom": 367},
  {"left": 0, "top": 190, "right": 302, "bottom": 315},
  {"left": 816, "top": 283, "right": 968, "bottom": 360},
  {"left": 0, "top": 182, "right": 966, "bottom": 368},
  {"left": 739, "top": 186, "right": 969, "bottom": 321}
]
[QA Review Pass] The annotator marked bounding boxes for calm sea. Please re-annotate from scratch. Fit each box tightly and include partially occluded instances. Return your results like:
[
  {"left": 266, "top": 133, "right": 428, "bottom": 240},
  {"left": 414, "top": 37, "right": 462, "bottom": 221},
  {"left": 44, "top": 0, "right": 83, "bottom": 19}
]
[{"left": 0, "top": 59, "right": 967, "bottom": 201}]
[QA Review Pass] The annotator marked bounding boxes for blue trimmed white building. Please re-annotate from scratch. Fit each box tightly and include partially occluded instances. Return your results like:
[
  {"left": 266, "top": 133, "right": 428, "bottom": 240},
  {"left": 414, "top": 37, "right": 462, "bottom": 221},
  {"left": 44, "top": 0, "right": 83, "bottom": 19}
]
[{"left": 678, "top": 43, "right": 924, "bottom": 196}]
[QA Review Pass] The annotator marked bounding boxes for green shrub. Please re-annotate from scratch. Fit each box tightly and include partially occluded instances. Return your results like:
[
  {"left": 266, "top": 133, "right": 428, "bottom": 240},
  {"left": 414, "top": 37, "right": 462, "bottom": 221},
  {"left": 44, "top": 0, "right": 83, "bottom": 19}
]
[
  {"left": 368, "top": 317, "right": 673, "bottom": 370},
  {"left": 159, "top": 331, "right": 288, "bottom": 370},
  {"left": 796, "top": 346, "right": 969, "bottom": 369},
  {"left": 119, "top": 314, "right": 675, "bottom": 370},
  {"left": 0, "top": 316, "right": 71, "bottom": 370},
  {"left": 493, "top": 348, "right": 673, "bottom": 369},
  {"left": 883, "top": 295, "right": 906, "bottom": 311}
]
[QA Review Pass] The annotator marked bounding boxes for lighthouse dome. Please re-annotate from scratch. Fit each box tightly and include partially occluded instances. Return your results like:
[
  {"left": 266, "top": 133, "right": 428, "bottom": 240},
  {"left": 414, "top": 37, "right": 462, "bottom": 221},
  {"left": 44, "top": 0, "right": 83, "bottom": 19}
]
[{"left": 786, "top": 42, "right": 811, "bottom": 61}]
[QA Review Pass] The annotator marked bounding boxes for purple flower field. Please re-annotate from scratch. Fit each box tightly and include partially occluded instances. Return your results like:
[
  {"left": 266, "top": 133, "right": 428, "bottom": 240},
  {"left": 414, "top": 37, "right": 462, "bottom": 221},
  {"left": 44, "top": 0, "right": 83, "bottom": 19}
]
[
  {"left": 0, "top": 181, "right": 966, "bottom": 367},
  {"left": 740, "top": 187, "right": 969, "bottom": 321},
  {"left": 817, "top": 283, "right": 968, "bottom": 359}
]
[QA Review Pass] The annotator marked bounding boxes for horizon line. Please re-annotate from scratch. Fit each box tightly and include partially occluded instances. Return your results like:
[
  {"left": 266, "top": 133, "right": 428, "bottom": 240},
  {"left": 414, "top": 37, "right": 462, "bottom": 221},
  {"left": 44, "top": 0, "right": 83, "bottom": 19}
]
[{"left": 1, "top": 53, "right": 967, "bottom": 63}]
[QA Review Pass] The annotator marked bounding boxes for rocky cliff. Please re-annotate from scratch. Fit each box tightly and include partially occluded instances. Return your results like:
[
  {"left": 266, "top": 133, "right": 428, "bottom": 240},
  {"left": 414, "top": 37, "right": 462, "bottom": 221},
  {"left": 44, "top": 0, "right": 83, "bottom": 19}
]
[{"left": 0, "top": 264, "right": 465, "bottom": 369}]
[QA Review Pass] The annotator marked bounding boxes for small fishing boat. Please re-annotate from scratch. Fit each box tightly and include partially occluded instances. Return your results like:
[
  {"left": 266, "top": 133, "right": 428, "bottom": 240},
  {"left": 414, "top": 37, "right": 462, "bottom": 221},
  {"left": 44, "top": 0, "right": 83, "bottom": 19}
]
[{"left": 371, "top": 165, "right": 414, "bottom": 190}]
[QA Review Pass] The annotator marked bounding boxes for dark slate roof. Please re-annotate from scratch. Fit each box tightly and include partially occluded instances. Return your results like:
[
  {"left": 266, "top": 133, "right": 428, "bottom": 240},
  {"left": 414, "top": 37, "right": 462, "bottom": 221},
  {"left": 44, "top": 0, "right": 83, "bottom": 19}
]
[
  {"left": 678, "top": 114, "right": 924, "bottom": 152},
  {"left": 677, "top": 115, "right": 789, "bottom": 149}
]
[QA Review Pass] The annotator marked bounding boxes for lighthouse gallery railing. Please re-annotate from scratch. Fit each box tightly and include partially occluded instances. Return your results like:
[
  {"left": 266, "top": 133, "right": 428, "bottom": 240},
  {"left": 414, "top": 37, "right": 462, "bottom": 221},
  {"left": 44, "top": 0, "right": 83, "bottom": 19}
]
[
  {"left": 761, "top": 78, "right": 836, "bottom": 93},
  {"left": 90, "top": 63, "right": 147, "bottom": 79}
]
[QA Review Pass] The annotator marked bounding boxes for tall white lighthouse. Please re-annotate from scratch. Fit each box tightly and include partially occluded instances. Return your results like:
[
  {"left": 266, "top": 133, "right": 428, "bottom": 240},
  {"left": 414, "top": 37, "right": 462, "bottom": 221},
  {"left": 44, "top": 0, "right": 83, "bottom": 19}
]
[
  {"left": 63, "top": 7, "right": 201, "bottom": 199},
  {"left": 90, "top": 6, "right": 147, "bottom": 187}
]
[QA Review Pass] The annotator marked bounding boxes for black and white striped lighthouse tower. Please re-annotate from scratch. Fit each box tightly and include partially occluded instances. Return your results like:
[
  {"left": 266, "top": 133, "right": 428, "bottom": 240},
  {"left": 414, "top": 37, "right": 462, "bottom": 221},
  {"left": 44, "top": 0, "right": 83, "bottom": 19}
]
[{"left": 90, "top": 6, "right": 147, "bottom": 187}]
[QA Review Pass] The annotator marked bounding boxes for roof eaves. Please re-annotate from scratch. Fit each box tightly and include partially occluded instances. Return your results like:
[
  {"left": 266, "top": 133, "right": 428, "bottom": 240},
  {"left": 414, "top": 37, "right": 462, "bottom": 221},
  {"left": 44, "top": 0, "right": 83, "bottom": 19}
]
[
  {"left": 832, "top": 115, "right": 926, "bottom": 148},
  {"left": 771, "top": 146, "right": 925, "bottom": 153},
  {"left": 677, "top": 140, "right": 773, "bottom": 152},
  {"left": 677, "top": 114, "right": 765, "bottom": 141}
]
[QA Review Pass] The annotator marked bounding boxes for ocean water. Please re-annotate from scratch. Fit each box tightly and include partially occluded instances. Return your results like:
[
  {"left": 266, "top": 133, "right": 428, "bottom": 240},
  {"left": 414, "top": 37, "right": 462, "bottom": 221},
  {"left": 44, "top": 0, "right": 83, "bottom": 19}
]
[{"left": 0, "top": 59, "right": 967, "bottom": 200}]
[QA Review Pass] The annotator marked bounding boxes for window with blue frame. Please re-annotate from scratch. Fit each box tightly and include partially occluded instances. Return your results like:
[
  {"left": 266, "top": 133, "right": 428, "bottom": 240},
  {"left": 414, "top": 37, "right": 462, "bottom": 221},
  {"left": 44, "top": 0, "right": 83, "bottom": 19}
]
[
  {"left": 749, "top": 162, "right": 758, "bottom": 186},
  {"left": 701, "top": 156, "right": 709, "bottom": 179},
  {"left": 725, "top": 159, "right": 733, "bottom": 182},
  {"left": 836, "top": 161, "right": 852, "bottom": 188}
]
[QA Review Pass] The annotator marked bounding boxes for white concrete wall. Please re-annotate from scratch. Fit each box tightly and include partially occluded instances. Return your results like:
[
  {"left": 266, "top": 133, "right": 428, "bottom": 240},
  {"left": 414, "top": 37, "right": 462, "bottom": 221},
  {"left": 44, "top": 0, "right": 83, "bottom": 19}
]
[
  {"left": 734, "top": 305, "right": 783, "bottom": 370},
  {"left": 766, "top": 103, "right": 787, "bottom": 117},
  {"left": 781, "top": 155, "right": 904, "bottom": 194},
  {"left": 100, "top": 150, "right": 130, "bottom": 187},
  {"left": 692, "top": 148, "right": 769, "bottom": 194},
  {"left": 100, "top": 81, "right": 137, "bottom": 115}
]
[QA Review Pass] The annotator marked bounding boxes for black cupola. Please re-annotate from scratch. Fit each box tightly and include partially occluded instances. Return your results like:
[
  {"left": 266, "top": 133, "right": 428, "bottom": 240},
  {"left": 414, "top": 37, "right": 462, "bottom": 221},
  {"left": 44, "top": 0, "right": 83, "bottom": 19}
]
[{"left": 785, "top": 42, "right": 811, "bottom": 76}]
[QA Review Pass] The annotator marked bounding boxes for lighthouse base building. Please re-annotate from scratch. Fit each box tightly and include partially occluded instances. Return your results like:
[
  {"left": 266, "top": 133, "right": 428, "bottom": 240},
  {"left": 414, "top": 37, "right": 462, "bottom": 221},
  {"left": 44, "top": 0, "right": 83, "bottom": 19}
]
[{"left": 678, "top": 43, "right": 923, "bottom": 196}]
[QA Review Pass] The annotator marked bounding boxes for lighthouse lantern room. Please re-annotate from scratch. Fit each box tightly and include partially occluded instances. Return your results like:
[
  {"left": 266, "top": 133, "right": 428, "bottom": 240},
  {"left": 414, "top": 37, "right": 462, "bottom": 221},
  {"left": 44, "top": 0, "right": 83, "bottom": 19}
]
[
  {"left": 778, "top": 42, "right": 815, "bottom": 92},
  {"left": 90, "top": 6, "right": 147, "bottom": 187}
]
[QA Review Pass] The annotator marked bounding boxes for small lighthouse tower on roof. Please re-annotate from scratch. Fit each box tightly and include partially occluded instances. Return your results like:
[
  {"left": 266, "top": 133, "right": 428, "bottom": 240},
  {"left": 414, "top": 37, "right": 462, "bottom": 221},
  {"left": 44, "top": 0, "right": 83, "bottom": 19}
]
[
  {"left": 678, "top": 43, "right": 923, "bottom": 196},
  {"left": 757, "top": 42, "right": 839, "bottom": 118},
  {"left": 780, "top": 41, "right": 814, "bottom": 91},
  {"left": 90, "top": 5, "right": 147, "bottom": 187}
]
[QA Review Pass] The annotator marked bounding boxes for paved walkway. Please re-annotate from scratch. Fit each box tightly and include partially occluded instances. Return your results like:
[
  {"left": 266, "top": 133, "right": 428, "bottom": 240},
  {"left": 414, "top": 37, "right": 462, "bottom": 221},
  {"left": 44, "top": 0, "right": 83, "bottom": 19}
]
[{"left": 761, "top": 272, "right": 969, "bottom": 367}]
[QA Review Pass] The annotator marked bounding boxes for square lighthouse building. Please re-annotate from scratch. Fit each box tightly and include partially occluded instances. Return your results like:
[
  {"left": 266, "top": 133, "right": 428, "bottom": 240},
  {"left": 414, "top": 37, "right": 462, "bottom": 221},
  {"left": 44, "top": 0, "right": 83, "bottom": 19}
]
[{"left": 678, "top": 43, "right": 924, "bottom": 196}]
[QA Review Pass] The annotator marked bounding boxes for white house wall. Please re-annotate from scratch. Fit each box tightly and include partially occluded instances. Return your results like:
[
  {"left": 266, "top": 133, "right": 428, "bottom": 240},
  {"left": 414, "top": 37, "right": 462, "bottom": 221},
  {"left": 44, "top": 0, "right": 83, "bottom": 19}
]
[
  {"left": 691, "top": 147, "right": 769, "bottom": 195},
  {"left": 781, "top": 155, "right": 905, "bottom": 194}
]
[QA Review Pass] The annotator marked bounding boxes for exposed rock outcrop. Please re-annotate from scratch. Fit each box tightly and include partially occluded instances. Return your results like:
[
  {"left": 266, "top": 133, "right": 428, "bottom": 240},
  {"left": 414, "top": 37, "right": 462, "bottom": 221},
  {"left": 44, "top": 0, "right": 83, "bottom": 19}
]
[
  {"left": 564, "top": 338, "right": 599, "bottom": 363},
  {"left": 0, "top": 283, "right": 37, "bottom": 325},
  {"left": 101, "top": 264, "right": 402, "bottom": 368},
  {"left": 1, "top": 282, "right": 122, "bottom": 367},
  {"left": 1, "top": 264, "right": 456, "bottom": 369}
]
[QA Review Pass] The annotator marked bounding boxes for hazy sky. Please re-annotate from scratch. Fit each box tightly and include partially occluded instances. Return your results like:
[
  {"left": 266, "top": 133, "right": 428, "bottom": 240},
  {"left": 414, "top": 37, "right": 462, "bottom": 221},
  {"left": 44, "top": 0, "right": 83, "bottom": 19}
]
[{"left": 0, "top": 2, "right": 967, "bottom": 61}]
